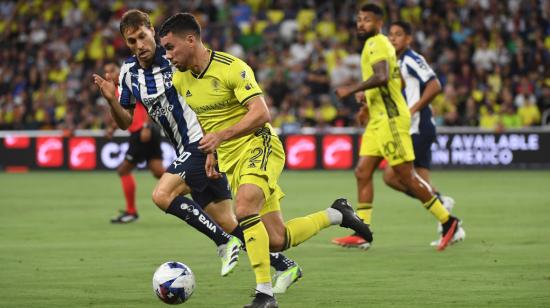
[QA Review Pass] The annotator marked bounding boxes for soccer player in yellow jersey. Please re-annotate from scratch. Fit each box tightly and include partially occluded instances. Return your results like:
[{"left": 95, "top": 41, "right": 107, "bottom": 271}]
[
  {"left": 159, "top": 13, "right": 372, "bottom": 308},
  {"left": 335, "top": 4, "right": 463, "bottom": 251}
]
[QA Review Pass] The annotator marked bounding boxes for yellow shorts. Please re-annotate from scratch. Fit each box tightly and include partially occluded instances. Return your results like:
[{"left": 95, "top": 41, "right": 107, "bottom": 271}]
[
  {"left": 359, "top": 117, "right": 415, "bottom": 166},
  {"left": 226, "top": 130, "right": 286, "bottom": 216}
]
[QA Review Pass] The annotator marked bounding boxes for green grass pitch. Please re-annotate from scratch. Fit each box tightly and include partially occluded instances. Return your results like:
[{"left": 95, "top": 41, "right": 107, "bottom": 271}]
[{"left": 1, "top": 170, "right": 549, "bottom": 307}]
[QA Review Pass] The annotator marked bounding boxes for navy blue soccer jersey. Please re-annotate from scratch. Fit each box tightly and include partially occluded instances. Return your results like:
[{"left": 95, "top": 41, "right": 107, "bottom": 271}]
[
  {"left": 117, "top": 46, "right": 202, "bottom": 157},
  {"left": 398, "top": 49, "right": 437, "bottom": 136}
]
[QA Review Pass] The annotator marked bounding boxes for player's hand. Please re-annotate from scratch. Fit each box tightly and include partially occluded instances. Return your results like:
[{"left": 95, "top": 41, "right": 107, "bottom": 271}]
[
  {"left": 335, "top": 85, "right": 353, "bottom": 100},
  {"left": 93, "top": 73, "right": 117, "bottom": 103},
  {"left": 205, "top": 153, "right": 221, "bottom": 179},
  {"left": 410, "top": 103, "right": 419, "bottom": 116},
  {"left": 198, "top": 132, "right": 223, "bottom": 153},
  {"left": 140, "top": 127, "right": 151, "bottom": 142},
  {"left": 354, "top": 91, "right": 366, "bottom": 104}
]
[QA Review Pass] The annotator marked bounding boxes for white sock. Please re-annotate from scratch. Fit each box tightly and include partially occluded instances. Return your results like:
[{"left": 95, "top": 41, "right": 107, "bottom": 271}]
[
  {"left": 256, "top": 282, "right": 273, "bottom": 297},
  {"left": 325, "top": 208, "right": 343, "bottom": 225}
]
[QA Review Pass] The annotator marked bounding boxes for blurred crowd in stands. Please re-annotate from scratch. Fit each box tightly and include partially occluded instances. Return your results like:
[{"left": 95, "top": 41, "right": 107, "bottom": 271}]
[{"left": 0, "top": 0, "right": 549, "bottom": 132}]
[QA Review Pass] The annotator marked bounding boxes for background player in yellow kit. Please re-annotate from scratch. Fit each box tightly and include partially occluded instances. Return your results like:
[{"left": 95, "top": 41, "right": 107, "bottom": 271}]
[{"left": 335, "top": 4, "right": 464, "bottom": 251}]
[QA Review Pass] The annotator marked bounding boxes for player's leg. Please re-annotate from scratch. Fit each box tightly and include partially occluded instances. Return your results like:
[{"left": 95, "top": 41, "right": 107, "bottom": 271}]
[
  {"left": 152, "top": 160, "right": 240, "bottom": 272},
  {"left": 197, "top": 174, "right": 301, "bottom": 293},
  {"left": 333, "top": 125, "right": 382, "bottom": 248},
  {"left": 147, "top": 158, "right": 164, "bottom": 179},
  {"left": 234, "top": 182, "right": 273, "bottom": 296},
  {"left": 111, "top": 136, "right": 139, "bottom": 224},
  {"left": 388, "top": 126, "right": 463, "bottom": 250}
]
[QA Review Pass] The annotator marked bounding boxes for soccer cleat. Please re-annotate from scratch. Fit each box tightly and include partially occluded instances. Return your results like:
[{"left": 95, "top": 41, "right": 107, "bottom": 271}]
[
  {"left": 430, "top": 221, "right": 466, "bottom": 247},
  {"left": 243, "top": 292, "right": 278, "bottom": 308},
  {"left": 330, "top": 198, "right": 373, "bottom": 243},
  {"left": 110, "top": 210, "right": 138, "bottom": 224},
  {"left": 431, "top": 196, "right": 456, "bottom": 245},
  {"left": 273, "top": 264, "right": 303, "bottom": 294},
  {"left": 218, "top": 236, "right": 242, "bottom": 276},
  {"left": 437, "top": 216, "right": 463, "bottom": 251},
  {"left": 331, "top": 233, "right": 371, "bottom": 250}
]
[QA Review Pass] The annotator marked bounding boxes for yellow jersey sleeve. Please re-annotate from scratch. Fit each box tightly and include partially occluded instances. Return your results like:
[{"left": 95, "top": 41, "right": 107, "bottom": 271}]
[
  {"left": 226, "top": 58, "right": 263, "bottom": 105},
  {"left": 365, "top": 35, "right": 390, "bottom": 65}
]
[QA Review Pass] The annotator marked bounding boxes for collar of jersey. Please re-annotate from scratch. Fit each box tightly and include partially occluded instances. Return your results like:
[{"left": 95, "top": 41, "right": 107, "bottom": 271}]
[{"left": 191, "top": 49, "right": 214, "bottom": 79}]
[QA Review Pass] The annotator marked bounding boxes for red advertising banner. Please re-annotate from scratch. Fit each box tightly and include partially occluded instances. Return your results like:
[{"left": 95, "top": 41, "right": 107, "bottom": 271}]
[
  {"left": 4, "top": 135, "right": 30, "bottom": 149},
  {"left": 36, "top": 137, "right": 63, "bottom": 167},
  {"left": 69, "top": 137, "right": 96, "bottom": 170},
  {"left": 322, "top": 135, "right": 353, "bottom": 169},
  {"left": 285, "top": 135, "right": 316, "bottom": 169}
]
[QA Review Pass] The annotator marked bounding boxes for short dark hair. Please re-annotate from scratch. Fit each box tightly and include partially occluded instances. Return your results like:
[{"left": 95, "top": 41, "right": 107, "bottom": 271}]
[
  {"left": 104, "top": 60, "right": 119, "bottom": 67},
  {"left": 360, "top": 3, "right": 384, "bottom": 18},
  {"left": 158, "top": 13, "right": 201, "bottom": 38},
  {"left": 391, "top": 21, "right": 412, "bottom": 35},
  {"left": 120, "top": 9, "right": 152, "bottom": 36}
]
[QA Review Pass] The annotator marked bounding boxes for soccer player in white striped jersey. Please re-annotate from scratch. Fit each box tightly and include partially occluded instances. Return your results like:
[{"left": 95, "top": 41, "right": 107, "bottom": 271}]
[
  {"left": 387, "top": 21, "right": 465, "bottom": 246},
  {"left": 93, "top": 10, "right": 301, "bottom": 288}
]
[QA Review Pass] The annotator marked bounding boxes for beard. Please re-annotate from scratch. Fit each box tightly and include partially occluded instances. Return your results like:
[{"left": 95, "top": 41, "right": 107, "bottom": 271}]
[{"left": 357, "top": 30, "right": 377, "bottom": 42}]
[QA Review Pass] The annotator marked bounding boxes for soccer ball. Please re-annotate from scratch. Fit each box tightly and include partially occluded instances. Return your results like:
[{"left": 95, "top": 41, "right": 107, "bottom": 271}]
[{"left": 152, "top": 261, "right": 195, "bottom": 305}]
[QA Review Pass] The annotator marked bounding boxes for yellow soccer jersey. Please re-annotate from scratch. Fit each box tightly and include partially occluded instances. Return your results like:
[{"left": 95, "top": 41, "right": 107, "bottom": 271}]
[
  {"left": 172, "top": 50, "right": 270, "bottom": 172},
  {"left": 361, "top": 33, "right": 410, "bottom": 127}
]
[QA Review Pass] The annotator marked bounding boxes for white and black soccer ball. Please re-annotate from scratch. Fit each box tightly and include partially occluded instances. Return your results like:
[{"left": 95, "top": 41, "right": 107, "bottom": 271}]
[{"left": 152, "top": 261, "right": 195, "bottom": 305}]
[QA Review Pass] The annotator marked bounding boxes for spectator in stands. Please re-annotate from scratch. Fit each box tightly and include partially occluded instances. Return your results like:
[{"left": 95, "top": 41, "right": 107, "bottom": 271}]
[{"left": 0, "top": 0, "right": 547, "bottom": 131}]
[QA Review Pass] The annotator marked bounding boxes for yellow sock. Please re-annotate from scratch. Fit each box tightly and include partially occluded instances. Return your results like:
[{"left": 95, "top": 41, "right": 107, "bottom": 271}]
[
  {"left": 239, "top": 214, "right": 271, "bottom": 284},
  {"left": 356, "top": 202, "right": 373, "bottom": 225},
  {"left": 284, "top": 210, "right": 331, "bottom": 249},
  {"left": 423, "top": 196, "right": 450, "bottom": 223}
]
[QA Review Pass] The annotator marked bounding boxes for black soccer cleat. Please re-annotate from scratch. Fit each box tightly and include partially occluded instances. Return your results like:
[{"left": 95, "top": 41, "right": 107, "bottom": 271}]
[
  {"left": 438, "top": 215, "right": 460, "bottom": 251},
  {"left": 331, "top": 198, "right": 373, "bottom": 243},
  {"left": 110, "top": 211, "right": 139, "bottom": 224},
  {"left": 243, "top": 292, "right": 278, "bottom": 308}
]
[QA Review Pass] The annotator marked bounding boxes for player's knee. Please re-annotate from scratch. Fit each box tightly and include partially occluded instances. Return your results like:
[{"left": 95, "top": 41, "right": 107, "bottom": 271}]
[
  {"left": 151, "top": 188, "right": 171, "bottom": 211},
  {"left": 117, "top": 166, "right": 131, "bottom": 176},
  {"left": 234, "top": 204, "right": 258, "bottom": 220},
  {"left": 355, "top": 166, "right": 371, "bottom": 182}
]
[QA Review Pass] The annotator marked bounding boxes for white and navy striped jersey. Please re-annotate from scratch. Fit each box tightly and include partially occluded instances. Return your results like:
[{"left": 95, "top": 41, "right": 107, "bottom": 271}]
[
  {"left": 118, "top": 46, "right": 202, "bottom": 157},
  {"left": 398, "top": 49, "right": 437, "bottom": 136}
]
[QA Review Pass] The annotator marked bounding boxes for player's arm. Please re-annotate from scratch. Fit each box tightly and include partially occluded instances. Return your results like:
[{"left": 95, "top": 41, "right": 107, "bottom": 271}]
[
  {"left": 198, "top": 96, "right": 270, "bottom": 153},
  {"left": 410, "top": 78, "right": 441, "bottom": 115},
  {"left": 92, "top": 73, "right": 134, "bottom": 129},
  {"left": 335, "top": 60, "right": 389, "bottom": 99}
]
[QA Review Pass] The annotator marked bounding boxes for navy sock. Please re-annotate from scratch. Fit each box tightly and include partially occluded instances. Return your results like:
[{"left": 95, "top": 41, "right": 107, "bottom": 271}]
[
  {"left": 231, "top": 226, "right": 295, "bottom": 271},
  {"left": 166, "top": 196, "right": 231, "bottom": 246}
]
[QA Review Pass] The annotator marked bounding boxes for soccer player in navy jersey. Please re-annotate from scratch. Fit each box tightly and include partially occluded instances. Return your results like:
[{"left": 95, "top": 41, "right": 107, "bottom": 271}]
[
  {"left": 93, "top": 9, "right": 300, "bottom": 290},
  {"left": 386, "top": 21, "right": 464, "bottom": 246}
]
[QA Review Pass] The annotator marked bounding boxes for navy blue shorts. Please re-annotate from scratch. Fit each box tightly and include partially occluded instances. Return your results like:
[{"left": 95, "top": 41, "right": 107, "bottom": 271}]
[
  {"left": 166, "top": 142, "right": 232, "bottom": 208},
  {"left": 412, "top": 133, "right": 436, "bottom": 169}
]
